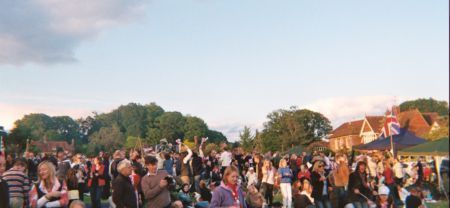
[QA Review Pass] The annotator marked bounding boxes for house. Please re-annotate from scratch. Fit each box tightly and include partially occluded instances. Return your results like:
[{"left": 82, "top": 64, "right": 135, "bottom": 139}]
[
  {"left": 397, "top": 109, "right": 431, "bottom": 136},
  {"left": 329, "top": 116, "right": 384, "bottom": 152},
  {"left": 29, "top": 137, "right": 75, "bottom": 154},
  {"left": 306, "top": 141, "right": 330, "bottom": 152}
]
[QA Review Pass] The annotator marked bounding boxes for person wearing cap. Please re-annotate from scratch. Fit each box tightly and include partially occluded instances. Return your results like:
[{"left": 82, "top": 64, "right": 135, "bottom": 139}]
[
  {"left": 141, "top": 155, "right": 172, "bottom": 208},
  {"left": 112, "top": 159, "right": 138, "bottom": 208},
  {"left": 375, "top": 185, "right": 395, "bottom": 208}
]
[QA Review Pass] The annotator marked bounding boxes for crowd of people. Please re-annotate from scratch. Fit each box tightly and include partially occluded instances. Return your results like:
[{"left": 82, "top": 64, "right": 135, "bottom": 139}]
[{"left": 0, "top": 139, "right": 447, "bottom": 208}]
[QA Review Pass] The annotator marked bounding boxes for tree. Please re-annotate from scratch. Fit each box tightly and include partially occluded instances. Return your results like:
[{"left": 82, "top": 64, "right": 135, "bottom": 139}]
[
  {"left": 400, "top": 98, "right": 449, "bottom": 116},
  {"left": 155, "top": 112, "right": 186, "bottom": 143},
  {"left": 239, "top": 126, "right": 254, "bottom": 152},
  {"left": 206, "top": 130, "right": 228, "bottom": 144},
  {"left": 89, "top": 124, "right": 125, "bottom": 153},
  {"left": 260, "top": 107, "right": 332, "bottom": 152},
  {"left": 183, "top": 116, "right": 208, "bottom": 141}
]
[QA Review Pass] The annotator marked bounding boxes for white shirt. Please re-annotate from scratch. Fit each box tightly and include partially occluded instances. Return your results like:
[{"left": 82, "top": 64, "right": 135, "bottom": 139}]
[
  {"left": 393, "top": 162, "right": 404, "bottom": 178},
  {"left": 220, "top": 151, "right": 232, "bottom": 167},
  {"left": 262, "top": 167, "right": 275, "bottom": 185}
]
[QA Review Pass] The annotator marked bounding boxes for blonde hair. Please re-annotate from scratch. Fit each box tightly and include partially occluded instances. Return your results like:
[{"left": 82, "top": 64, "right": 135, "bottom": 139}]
[
  {"left": 279, "top": 159, "right": 288, "bottom": 168},
  {"left": 38, "top": 161, "right": 57, "bottom": 188},
  {"left": 222, "top": 165, "right": 239, "bottom": 184},
  {"left": 312, "top": 161, "right": 324, "bottom": 172}
]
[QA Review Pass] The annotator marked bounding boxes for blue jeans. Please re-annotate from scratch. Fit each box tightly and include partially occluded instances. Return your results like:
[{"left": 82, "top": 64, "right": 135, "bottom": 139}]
[
  {"left": 316, "top": 196, "right": 332, "bottom": 208},
  {"left": 333, "top": 187, "right": 347, "bottom": 208},
  {"left": 90, "top": 186, "right": 103, "bottom": 208}
]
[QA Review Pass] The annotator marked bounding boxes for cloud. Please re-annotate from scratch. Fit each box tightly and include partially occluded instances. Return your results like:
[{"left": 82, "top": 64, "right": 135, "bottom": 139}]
[
  {"left": 303, "top": 95, "right": 413, "bottom": 127},
  {"left": 0, "top": 0, "right": 146, "bottom": 65}
]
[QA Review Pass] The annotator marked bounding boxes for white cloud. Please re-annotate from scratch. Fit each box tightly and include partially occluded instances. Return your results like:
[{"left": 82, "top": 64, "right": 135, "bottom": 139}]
[
  {"left": 303, "top": 95, "right": 413, "bottom": 127},
  {"left": 0, "top": 0, "right": 146, "bottom": 65}
]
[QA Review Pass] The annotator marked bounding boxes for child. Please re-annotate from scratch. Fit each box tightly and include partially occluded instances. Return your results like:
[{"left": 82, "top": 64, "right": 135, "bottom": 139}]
[{"left": 246, "top": 167, "right": 258, "bottom": 188}]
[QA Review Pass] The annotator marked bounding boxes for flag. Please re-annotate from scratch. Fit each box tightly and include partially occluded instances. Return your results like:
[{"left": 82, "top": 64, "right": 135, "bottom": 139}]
[{"left": 381, "top": 109, "right": 401, "bottom": 138}]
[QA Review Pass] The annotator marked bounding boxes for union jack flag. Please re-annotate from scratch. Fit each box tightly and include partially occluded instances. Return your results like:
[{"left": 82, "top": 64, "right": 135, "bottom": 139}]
[{"left": 381, "top": 108, "right": 401, "bottom": 137}]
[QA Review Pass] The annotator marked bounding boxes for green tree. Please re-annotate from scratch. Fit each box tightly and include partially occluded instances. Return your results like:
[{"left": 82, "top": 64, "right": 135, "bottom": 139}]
[
  {"left": 400, "top": 98, "right": 449, "bottom": 116},
  {"left": 239, "top": 126, "right": 254, "bottom": 152},
  {"left": 261, "top": 107, "right": 332, "bottom": 152},
  {"left": 184, "top": 116, "right": 208, "bottom": 141},
  {"left": 89, "top": 124, "right": 125, "bottom": 153},
  {"left": 155, "top": 112, "right": 186, "bottom": 143}
]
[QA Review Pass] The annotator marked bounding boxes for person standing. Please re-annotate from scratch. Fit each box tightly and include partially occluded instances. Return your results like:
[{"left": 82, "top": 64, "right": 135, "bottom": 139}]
[
  {"left": 392, "top": 159, "right": 404, "bottom": 186},
  {"left": 88, "top": 157, "right": 105, "bottom": 208},
  {"left": 311, "top": 161, "right": 332, "bottom": 208},
  {"left": 278, "top": 159, "right": 293, "bottom": 208},
  {"left": 219, "top": 147, "right": 232, "bottom": 175},
  {"left": 112, "top": 159, "right": 138, "bottom": 208},
  {"left": 0, "top": 157, "right": 9, "bottom": 208},
  {"left": 179, "top": 144, "right": 193, "bottom": 185},
  {"left": 210, "top": 165, "right": 247, "bottom": 208},
  {"left": 261, "top": 159, "right": 276, "bottom": 206},
  {"left": 2, "top": 158, "right": 30, "bottom": 208},
  {"left": 141, "top": 156, "right": 172, "bottom": 208},
  {"left": 56, "top": 150, "right": 71, "bottom": 181}
]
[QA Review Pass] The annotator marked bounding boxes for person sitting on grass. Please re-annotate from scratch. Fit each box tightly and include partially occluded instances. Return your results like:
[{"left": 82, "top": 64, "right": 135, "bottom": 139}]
[{"left": 178, "top": 183, "right": 193, "bottom": 208}]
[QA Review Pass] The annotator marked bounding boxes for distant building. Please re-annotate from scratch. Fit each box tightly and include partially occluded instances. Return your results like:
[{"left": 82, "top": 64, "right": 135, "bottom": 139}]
[
  {"left": 29, "top": 137, "right": 75, "bottom": 154},
  {"left": 329, "top": 116, "right": 384, "bottom": 152}
]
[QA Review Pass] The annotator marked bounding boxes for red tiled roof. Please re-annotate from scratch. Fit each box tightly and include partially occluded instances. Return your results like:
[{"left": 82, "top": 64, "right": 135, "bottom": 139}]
[
  {"left": 398, "top": 109, "right": 431, "bottom": 136},
  {"left": 365, "top": 116, "right": 384, "bottom": 133},
  {"left": 330, "top": 120, "right": 364, "bottom": 138}
]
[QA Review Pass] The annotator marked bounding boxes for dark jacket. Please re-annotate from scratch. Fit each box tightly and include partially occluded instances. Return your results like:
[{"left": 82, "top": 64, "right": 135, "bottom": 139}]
[
  {"left": 293, "top": 193, "right": 314, "bottom": 208},
  {"left": 0, "top": 177, "right": 9, "bottom": 208},
  {"left": 192, "top": 155, "right": 203, "bottom": 176},
  {"left": 112, "top": 173, "right": 137, "bottom": 208},
  {"left": 347, "top": 171, "right": 371, "bottom": 202},
  {"left": 311, "top": 171, "right": 330, "bottom": 201}
]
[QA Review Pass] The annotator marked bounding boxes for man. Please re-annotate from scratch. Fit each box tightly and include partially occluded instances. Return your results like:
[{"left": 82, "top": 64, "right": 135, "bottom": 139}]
[
  {"left": 112, "top": 159, "right": 137, "bottom": 208},
  {"left": 110, "top": 150, "right": 125, "bottom": 180},
  {"left": 347, "top": 161, "right": 377, "bottom": 208},
  {"left": 56, "top": 150, "right": 71, "bottom": 181},
  {"left": 2, "top": 158, "right": 30, "bottom": 208},
  {"left": 393, "top": 159, "right": 405, "bottom": 185},
  {"left": 0, "top": 156, "right": 10, "bottom": 208},
  {"left": 141, "top": 156, "right": 172, "bottom": 208}
]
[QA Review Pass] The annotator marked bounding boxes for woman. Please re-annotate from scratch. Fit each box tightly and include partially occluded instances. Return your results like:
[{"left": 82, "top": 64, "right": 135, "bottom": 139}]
[
  {"left": 71, "top": 154, "right": 86, "bottom": 202},
  {"left": 210, "top": 165, "right": 247, "bottom": 208},
  {"left": 294, "top": 177, "right": 315, "bottom": 208},
  {"left": 331, "top": 155, "right": 350, "bottom": 208},
  {"left": 311, "top": 161, "right": 332, "bottom": 208},
  {"left": 376, "top": 185, "right": 395, "bottom": 208},
  {"left": 297, "top": 164, "right": 311, "bottom": 181},
  {"left": 178, "top": 183, "right": 193, "bottom": 208},
  {"left": 88, "top": 157, "right": 105, "bottom": 208},
  {"left": 66, "top": 168, "right": 79, "bottom": 206},
  {"left": 29, "top": 161, "right": 69, "bottom": 208},
  {"left": 261, "top": 159, "right": 276, "bottom": 206},
  {"left": 278, "top": 159, "right": 293, "bottom": 208}
]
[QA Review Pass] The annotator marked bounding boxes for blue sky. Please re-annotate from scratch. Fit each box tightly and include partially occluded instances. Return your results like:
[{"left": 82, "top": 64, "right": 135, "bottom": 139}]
[{"left": 0, "top": 0, "right": 448, "bottom": 141}]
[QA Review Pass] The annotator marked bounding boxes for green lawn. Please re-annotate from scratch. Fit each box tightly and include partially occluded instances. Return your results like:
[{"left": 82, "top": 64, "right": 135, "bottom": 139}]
[{"left": 426, "top": 201, "right": 449, "bottom": 208}]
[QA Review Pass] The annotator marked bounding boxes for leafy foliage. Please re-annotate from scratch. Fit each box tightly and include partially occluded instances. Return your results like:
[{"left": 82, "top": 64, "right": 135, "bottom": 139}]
[
  {"left": 400, "top": 98, "right": 449, "bottom": 116},
  {"left": 260, "top": 107, "right": 332, "bottom": 152},
  {"left": 239, "top": 126, "right": 254, "bottom": 152}
]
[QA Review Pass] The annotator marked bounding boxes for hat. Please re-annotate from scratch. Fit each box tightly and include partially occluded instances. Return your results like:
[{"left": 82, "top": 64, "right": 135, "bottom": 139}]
[{"left": 378, "top": 185, "right": 390, "bottom": 195}]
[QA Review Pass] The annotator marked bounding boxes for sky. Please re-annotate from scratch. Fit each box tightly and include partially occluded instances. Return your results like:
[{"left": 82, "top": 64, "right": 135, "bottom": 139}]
[{"left": 0, "top": 0, "right": 448, "bottom": 142}]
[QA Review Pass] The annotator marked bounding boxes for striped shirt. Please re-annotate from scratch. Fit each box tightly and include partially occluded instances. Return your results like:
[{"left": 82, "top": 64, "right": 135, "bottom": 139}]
[{"left": 2, "top": 167, "right": 30, "bottom": 206}]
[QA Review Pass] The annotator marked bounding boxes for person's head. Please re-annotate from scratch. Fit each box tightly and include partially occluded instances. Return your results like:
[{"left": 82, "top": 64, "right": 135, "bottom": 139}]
[
  {"left": 300, "top": 164, "right": 307, "bottom": 171},
  {"left": 356, "top": 161, "right": 367, "bottom": 173},
  {"left": 292, "top": 180, "right": 301, "bottom": 193},
  {"left": 93, "top": 156, "right": 102, "bottom": 165},
  {"left": 300, "top": 177, "right": 312, "bottom": 193},
  {"left": 117, "top": 159, "right": 132, "bottom": 177},
  {"left": 248, "top": 184, "right": 258, "bottom": 194},
  {"left": 378, "top": 185, "right": 390, "bottom": 203},
  {"left": 279, "top": 159, "right": 288, "bottom": 168},
  {"left": 181, "top": 183, "right": 190, "bottom": 193},
  {"left": 56, "top": 150, "right": 65, "bottom": 160},
  {"left": 69, "top": 200, "right": 86, "bottom": 208},
  {"left": 410, "top": 187, "right": 421, "bottom": 197},
  {"left": 171, "top": 200, "right": 183, "bottom": 208},
  {"left": 248, "top": 167, "right": 254, "bottom": 173},
  {"left": 263, "top": 159, "right": 272, "bottom": 169},
  {"left": 199, "top": 180, "right": 207, "bottom": 189},
  {"left": 312, "top": 161, "right": 325, "bottom": 173},
  {"left": 223, "top": 165, "right": 239, "bottom": 185},
  {"left": 38, "top": 161, "right": 56, "bottom": 181},
  {"left": 13, "top": 158, "right": 27, "bottom": 172},
  {"left": 144, "top": 155, "right": 158, "bottom": 173}
]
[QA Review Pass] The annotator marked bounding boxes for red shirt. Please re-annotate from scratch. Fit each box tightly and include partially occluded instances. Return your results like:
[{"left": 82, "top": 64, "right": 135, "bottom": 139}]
[
  {"left": 383, "top": 167, "right": 394, "bottom": 185},
  {"left": 298, "top": 170, "right": 311, "bottom": 180}
]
